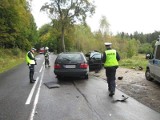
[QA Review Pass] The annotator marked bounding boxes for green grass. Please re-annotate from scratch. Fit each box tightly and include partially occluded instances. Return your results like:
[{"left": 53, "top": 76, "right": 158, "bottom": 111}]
[
  {"left": 0, "top": 48, "right": 25, "bottom": 73},
  {"left": 119, "top": 54, "right": 148, "bottom": 71}
]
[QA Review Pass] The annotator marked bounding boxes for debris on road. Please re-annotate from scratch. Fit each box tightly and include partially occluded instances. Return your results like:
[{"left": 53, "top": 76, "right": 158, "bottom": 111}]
[
  {"left": 112, "top": 95, "right": 129, "bottom": 103},
  {"left": 118, "top": 76, "right": 123, "bottom": 80},
  {"left": 44, "top": 81, "right": 60, "bottom": 89}
]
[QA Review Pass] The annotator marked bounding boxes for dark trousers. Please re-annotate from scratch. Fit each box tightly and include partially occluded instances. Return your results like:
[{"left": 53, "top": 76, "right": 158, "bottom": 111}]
[
  {"left": 45, "top": 58, "right": 49, "bottom": 66},
  {"left": 105, "top": 67, "right": 117, "bottom": 92},
  {"left": 29, "top": 64, "right": 35, "bottom": 81}
]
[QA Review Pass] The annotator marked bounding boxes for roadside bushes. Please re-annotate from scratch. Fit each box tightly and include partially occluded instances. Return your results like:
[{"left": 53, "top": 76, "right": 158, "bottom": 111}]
[
  {"left": 0, "top": 48, "right": 25, "bottom": 73},
  {"left": 11, "top": 48, "right": 21, "bottom": 56},
  {"left": 138, "top": 43, "right": 153, "bottom": 54}
]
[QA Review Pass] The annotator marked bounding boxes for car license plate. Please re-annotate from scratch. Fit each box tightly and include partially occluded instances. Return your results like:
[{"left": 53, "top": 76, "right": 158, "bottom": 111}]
[{"left": 65, "top": 65, "right": 76, "bottom": 68}]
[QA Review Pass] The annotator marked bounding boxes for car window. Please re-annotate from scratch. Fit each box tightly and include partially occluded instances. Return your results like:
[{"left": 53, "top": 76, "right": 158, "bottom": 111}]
[
  {"left": 57, "top": 53, "right": 82, "bottom": 62},
  {"left": 90, "top": 52, "right": 99, "bottom": 57},
  {"left": 92, "top": 54, "right": 101, "bottom": 59},
  {"left": 90, "top": 52, "right": 102, "bottom": 59},
  {"left": 155, "top": 45, "right": 160, "bottom": 60}
]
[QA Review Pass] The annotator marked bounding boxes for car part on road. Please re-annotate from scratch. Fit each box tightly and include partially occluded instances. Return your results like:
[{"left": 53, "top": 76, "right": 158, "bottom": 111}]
[
  {"left": 112, "top": 95, "right": 129, "bottom": 103},
  {"left": 44, "top": 81, "right": 60, "bottom": 89},
  {"left": 118, "top": 76, "right": 123, "bottom": 80}
]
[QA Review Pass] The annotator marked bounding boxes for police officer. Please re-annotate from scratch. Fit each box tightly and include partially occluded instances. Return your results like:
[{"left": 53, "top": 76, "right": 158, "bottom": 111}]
[
  {"left": 26, "top": 48, "right": 37, "bottom": 83},
  {"left": 102, "top": 42, "right": 120, "bottom": 97}
]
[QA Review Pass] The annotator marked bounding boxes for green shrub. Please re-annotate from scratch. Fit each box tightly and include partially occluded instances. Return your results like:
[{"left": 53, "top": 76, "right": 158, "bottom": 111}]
[
  {"left": 0, "top": 48, "right": 25, "bottom": 73},
  {"left": 138, "top": 43, "right": 153, "bottom": 54},
  {"left": 119, "top": 54, "right": 148, "bottom": 70},
  {"left": 11, "top": 48, "right": 21, "bottom": 56}
]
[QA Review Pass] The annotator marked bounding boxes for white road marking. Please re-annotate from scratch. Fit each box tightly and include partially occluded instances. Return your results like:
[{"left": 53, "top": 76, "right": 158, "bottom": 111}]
[
  {"left": 39, "top": 61, "right": 45, "bottom": 73},
  {"left": 25, "top": 77, "right": 39, "bottom": 105},
  {"left": 29, "top": 66, "right": 45, "bottom": 120},
  {"left": 39, "top": 66, "right": 43, "bottom": 73},
  {"left": 35, "top": 58, "right": 41, "bottom": 60}
]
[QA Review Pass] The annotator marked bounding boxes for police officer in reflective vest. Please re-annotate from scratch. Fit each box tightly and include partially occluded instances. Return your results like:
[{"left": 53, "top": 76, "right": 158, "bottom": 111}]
[
  {"left": 103, "top": 42, "right": 120, "bottom": 97},
  {"left": 26, "top": 48, "right": 37, "bottom": 83}
]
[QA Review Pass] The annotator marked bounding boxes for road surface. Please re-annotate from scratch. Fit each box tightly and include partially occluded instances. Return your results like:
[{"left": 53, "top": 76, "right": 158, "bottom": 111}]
[{"left": 0, "top": 53, "right": 160, "bottom": 120}]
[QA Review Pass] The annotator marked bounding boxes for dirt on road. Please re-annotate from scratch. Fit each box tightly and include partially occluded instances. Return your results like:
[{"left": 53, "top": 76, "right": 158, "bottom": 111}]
[{"left": 90, "top": 67, "right": 160, "bottom": 113}]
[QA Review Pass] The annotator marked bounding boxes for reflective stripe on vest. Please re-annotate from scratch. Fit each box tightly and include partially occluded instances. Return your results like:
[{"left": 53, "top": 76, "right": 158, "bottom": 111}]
[
  {"left": 104, "top": 49, "right": 118, "bottom": 67},
  {"left": 26, "top": 51, "right": 35, "bottom": 64}
]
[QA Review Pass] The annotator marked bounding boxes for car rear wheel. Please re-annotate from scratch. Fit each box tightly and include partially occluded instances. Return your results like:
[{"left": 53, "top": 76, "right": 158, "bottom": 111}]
[
  {"left": 84, "top": 74, "right": 88, "bottom": 79},
  {"left": 57, "top": 75, "right": 62, "bottom": 80},
  {"left": 145, "top": 69, "right": 153, "bottom": 81}
]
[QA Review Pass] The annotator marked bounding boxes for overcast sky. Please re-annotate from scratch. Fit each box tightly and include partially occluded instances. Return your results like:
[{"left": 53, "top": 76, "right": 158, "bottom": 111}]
[{"left": 31, "top": 0, "right": 160, "bottom": 34}]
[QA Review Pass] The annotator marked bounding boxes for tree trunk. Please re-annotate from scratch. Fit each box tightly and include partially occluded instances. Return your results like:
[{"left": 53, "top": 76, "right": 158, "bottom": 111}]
[{"left": 61, "top": 26, "right": 65, "bottom": 52}]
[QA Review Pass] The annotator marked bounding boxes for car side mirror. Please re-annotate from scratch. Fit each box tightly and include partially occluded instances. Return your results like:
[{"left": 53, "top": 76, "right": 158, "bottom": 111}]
[{"left": 146, "top": 53, "right": 153, "bottom": 59}]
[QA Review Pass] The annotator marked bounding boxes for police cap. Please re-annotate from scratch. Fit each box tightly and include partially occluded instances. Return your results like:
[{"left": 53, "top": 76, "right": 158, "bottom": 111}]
[
  {"left": 104, "top": 42, "right": 112, "bottom": 46},
  {"left": 31, "top": 48, "right": 36, "bottom": 51}
]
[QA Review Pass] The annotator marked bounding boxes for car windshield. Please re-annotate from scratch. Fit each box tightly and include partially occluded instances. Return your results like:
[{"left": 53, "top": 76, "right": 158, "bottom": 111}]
[{"left": 57, "top": 53, "right": 82, "bottom": 62}]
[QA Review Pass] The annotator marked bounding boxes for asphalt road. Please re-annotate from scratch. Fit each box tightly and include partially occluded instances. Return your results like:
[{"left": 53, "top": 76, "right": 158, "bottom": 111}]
[{"left": 0, "top": 53, "right": 160, "bottom": 120}]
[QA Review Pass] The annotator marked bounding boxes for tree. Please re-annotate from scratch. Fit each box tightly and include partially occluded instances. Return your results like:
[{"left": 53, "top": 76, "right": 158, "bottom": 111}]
[
  {"left": 0, "top": 0, "right": 38, "bottom": 50},
  {"left": 41, "top": 0, "right": 95, "bottom": 52},
  {"left": 99, "top": 15, "right": 110, "bottom": 36}
]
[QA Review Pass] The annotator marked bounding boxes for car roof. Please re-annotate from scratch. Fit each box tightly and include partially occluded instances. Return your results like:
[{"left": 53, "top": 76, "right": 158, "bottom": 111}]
[{"left": 59, "top": 52, "right": 83, "bottom": 54}]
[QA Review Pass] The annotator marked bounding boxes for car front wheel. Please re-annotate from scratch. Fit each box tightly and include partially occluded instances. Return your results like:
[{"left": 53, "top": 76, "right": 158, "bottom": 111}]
[{"left": 145, "top": 69, "right": 153, "bottom": 81}]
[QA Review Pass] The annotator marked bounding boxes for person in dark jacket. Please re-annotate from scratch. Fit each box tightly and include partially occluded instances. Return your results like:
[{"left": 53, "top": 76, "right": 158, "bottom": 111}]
[
  {"left": 44, "top": 47, "right": 50, "bottom": 68},
  {"left": 26, "top": 48, "right": 37, "bottom": 83},
  {"left": 102, "top": 42, "right": 120, "bottom": 97}
]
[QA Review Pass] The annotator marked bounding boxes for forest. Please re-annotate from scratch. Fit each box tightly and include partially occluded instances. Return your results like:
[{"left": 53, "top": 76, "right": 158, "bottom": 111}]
[{"left": 0, "top": 0, "right": 159, "bottom": 59}]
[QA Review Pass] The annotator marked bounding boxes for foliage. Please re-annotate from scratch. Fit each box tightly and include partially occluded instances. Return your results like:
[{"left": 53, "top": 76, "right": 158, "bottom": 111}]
[
  {"left": 99, "top": 15, "right": 110, "bottom": 35},
  {"left": 11, "top": 47, "right": 21, "bottom": 56},
  {"left": 138, "top": 43, "right": 153, "bottom": 54},
  {"left": 126, "top": 39, "right": 139, "bottom": 58},
  {"left": 0, "top": 0, "right": 38, "bottom": 50},
  {"left": 119, "top": 54, "right": 148, "bottom": 71},
  {"left": 71, "top": 25, "right": 104, "bottom": 53},
  {"left": 117, "top": 31, "right": 160, "bottom": 44},
  {"left": 0, "top": 48, "right": 25, "bottom": 73},
  {"left": 41, "top": 0, "right": 95, "bottom": 52}
]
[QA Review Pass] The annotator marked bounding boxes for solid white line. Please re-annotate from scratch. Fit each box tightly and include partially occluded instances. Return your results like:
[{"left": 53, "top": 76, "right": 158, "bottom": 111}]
[
  {"left": 39, "top": 61, "right": 45, "bottom": 73},
  {"left": 39, "top": 66, "right": 43, "bottom": 73},
  {"left": 25, "top": 77, "right": 39, "bottom": 105},
  {"left": 29, "top": 66, "right": 45, "bottom": 120}
]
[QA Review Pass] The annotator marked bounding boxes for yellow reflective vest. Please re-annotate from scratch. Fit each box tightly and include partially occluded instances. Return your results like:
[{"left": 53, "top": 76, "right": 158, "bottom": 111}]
[
  {"left": 104, "top": 49, "right": 118, "bottom": 67},
  {"left": 26, "top": 51, "right": 35, "bottom": 65}
]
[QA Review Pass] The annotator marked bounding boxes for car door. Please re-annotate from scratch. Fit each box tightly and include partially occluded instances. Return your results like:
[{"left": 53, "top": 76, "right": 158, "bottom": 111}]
[{"left": 153, "top": 45, "right": 160, "bottom": 80}]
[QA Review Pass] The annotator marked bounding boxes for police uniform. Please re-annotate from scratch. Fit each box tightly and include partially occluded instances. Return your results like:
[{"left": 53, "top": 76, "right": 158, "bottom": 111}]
[
  {"left": 103, "top": 43, "right": 120, "bottom": 96},
  {"left": 26, "top": 48, "right": 37, "bottom": 83}
]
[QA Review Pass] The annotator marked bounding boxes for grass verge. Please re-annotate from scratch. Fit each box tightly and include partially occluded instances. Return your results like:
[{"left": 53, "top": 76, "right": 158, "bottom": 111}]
[
  {"left": 0, "top": 48, "right": 25, "bottom": 73},
  {"left": 119, "top": 54, "right": 148, "bottom": 71}
]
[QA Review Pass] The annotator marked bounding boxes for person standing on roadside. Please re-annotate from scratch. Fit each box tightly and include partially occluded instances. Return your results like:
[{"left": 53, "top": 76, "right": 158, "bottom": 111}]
[
  {"left": 102, "top": 42, "right": 120, "bottom": 97},
  {"left": 26, "top": 48, "right": 37, "bottom": 83},
  {"left": 44, "top": 47, "right": 50, "bottom": 68}
]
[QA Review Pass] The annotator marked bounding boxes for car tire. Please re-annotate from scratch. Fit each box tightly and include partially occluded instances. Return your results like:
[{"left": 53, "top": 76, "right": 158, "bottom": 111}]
[
  {"left": 145, "top": 69, "right": 153, "bottom": 81},
  {"left": 84, "top": 74, "right": 88, "bottom": 80},
  {"left": 57, "top": 75, "right": 62, "bottom": 80}
]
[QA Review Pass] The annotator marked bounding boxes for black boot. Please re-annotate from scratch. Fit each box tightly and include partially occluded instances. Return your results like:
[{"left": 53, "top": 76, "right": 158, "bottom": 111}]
[
  {"left": 30, "top": 71, "right": 35, "bottom": 83},
  {"left": 109, "top": 92, "right": 115, "bottom": 97}
]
